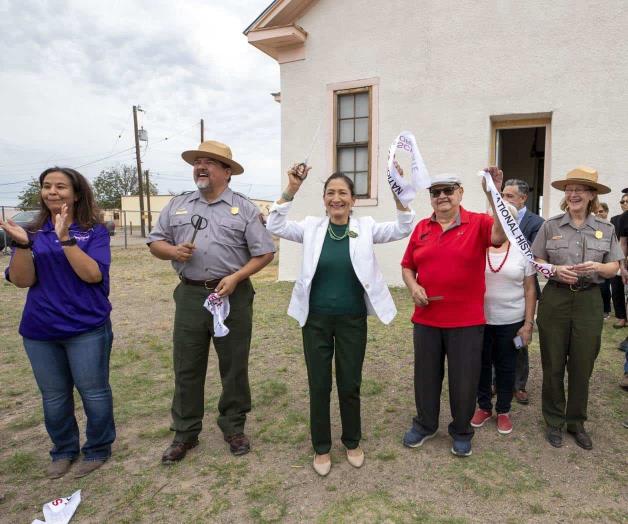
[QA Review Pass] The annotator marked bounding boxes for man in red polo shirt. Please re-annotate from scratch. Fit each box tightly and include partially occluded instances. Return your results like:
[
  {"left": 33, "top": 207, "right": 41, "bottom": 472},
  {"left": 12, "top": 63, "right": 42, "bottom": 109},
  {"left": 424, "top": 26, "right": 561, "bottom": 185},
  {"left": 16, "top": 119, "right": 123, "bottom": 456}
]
[{"left": 401, "top": 168, "right": 506, "bottom": 457}]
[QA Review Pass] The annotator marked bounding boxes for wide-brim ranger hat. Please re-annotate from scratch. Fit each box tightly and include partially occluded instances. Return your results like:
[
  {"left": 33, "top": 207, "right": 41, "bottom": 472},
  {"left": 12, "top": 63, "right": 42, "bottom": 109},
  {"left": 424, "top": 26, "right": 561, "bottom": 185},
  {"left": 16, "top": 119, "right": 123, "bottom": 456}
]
[
  {"left": 551, "top": 166, "right": 610, "bottom": 194},
  {"left": 181, "top": 140, "right": 244, "bottom": 175}
]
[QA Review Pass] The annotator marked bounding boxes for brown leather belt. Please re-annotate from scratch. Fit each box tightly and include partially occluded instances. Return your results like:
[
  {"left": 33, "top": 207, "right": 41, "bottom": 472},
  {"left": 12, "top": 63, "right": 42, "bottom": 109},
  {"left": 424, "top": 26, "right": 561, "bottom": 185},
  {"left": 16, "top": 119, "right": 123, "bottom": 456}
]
[
  {"left": 179, "top": 276, "right": 222, "bottom": 289},
  {"left": 547, "top": 280, "right": 599, "bottom": 291}
]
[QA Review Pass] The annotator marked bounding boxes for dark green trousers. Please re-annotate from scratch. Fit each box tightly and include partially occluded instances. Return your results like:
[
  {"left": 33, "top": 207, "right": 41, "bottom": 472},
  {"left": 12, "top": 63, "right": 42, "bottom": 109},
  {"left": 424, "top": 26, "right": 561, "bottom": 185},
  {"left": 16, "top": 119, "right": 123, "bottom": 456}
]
[
  {"left": 171, "top": 279, "right": 254, "bottom": 442},
  {"left": 537, "top": 283, "right": 602, "bottom": 430},
  {"left": 301, "top": 313, "right": 367, "bottom": 454}
]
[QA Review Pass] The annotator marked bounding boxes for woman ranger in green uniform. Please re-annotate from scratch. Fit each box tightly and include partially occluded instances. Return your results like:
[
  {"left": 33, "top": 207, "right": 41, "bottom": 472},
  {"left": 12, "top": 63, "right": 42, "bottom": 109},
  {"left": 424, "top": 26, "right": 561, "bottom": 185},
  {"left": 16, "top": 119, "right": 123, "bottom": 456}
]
[{"left": 532, "top": 167, "right": 623, "bottom": 450}]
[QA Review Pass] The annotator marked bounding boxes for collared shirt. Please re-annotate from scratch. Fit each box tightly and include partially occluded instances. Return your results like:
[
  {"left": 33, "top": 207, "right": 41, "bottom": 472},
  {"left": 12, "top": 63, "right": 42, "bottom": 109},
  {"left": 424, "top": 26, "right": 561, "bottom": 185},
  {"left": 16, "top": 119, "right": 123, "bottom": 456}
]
[
  {"left": 147, "top": 187, "right": 276, "bottom": 280},
  {"left": 401, "top": 206, "right": 495, "bottom": 327},
  {"left": 531, "top": 212, "right": 623, "bottom": 283},
  {"left": 4, "top": 220, "right": 112, "bottom": 340},
  {"left": 517, "top": 206, "right": 527, "bottom": 224}
]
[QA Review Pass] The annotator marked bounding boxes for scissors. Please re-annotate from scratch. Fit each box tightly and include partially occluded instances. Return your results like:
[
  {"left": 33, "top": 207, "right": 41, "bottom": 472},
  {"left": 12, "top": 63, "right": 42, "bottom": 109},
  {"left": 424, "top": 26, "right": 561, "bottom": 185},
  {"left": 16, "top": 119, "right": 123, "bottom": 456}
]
[{"left": 190, "top": 214, "right": 208, "bottom": 244}]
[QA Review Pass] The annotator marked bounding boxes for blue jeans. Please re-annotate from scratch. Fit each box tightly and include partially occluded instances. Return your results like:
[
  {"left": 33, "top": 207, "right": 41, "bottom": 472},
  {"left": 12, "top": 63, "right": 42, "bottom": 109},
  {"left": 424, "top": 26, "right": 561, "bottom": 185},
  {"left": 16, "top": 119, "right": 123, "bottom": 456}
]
[
  {"left": 477, "top": 322, "right": 522, "bottom": 414},
  {"left": 23, "top": 320, "right": 116, "bottom": 461}
]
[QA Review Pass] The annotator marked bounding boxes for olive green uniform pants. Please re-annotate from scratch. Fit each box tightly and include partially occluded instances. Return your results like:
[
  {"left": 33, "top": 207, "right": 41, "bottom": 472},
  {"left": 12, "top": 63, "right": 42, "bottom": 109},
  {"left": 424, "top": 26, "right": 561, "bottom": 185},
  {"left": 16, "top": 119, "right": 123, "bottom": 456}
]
[
  {"left": 170, "top": 279, "right": 254, "bottom": 442},
  {"left": 537, "top": 282, "right": 602, "bottom": 430},
  {"left": 302, "top": 313, "right": 367, "bottom": 455}
]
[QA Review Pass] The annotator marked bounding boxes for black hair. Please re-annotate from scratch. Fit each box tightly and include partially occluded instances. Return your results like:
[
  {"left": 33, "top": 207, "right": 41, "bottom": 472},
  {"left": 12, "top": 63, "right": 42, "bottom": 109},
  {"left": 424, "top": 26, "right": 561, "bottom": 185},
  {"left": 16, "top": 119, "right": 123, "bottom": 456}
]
[{"left": 323, "top": 172, "right": 355, "bottom": 196}]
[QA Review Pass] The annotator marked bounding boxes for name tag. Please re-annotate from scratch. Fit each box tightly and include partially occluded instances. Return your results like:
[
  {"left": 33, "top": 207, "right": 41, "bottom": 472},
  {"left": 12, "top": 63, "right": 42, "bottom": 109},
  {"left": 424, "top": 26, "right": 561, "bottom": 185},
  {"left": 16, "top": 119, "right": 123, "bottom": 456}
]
[{"left": 175, "top": 208, "right": 188, "bottom": 215}]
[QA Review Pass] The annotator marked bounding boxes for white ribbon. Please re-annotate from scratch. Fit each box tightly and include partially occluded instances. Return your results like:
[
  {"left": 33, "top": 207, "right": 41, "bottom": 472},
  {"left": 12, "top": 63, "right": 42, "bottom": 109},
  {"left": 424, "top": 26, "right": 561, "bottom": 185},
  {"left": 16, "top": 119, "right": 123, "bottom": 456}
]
[
  {"left": 386, "top": 131, "right": 431, "bottom": 207},
  {"left": 479, "top": 170, "right": 554, "bottom": 278},
  {"left": 203, "top": 293, "right": 230, "bottom": 337}
]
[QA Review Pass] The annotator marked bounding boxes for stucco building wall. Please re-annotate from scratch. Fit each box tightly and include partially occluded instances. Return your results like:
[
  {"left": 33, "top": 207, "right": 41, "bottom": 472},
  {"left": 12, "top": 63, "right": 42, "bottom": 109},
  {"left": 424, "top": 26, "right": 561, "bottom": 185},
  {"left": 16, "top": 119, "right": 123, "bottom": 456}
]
[{"left": 258, "top": 0, "right": 628, "bottom": 284}]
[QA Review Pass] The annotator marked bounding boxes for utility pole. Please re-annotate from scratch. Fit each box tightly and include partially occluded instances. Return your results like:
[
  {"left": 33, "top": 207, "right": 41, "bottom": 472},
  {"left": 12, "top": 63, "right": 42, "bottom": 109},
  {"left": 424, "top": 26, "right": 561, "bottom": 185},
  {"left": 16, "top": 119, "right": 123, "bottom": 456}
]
[
  {"left": 145, "top": 169, "right": 152, "bottom": 233},
  {"left": 200, "top": 118, "right": 204, "bottom": 142},
  {"left": 133, "top": 105, "right": 146, "bottom": 237}
]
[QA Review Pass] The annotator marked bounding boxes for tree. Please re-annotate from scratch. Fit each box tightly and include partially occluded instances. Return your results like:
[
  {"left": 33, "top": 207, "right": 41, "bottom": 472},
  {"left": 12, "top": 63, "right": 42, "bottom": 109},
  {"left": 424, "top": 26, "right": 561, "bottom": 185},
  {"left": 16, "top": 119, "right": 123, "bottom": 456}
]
[
  {"left": 17, "top": 178, "right": 41, "bottom": 209},
  {"left": 93, "top": 164, "right": 158, "bottom": 209}
]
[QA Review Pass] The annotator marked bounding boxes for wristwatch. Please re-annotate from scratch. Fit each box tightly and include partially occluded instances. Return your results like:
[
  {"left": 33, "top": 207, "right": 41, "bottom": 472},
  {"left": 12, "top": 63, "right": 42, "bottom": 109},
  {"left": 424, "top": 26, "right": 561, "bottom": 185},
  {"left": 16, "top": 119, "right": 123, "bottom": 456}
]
[
  {"left": 10, "top": 239, "right": 33, "bottom": 249},
  {"left": 60, "top": 237, "right": 77, "bottom": 247}
]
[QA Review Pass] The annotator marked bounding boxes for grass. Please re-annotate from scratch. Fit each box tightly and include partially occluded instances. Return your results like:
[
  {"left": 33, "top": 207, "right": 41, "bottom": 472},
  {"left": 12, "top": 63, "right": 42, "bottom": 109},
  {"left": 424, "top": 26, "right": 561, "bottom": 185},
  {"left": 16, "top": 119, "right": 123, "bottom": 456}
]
[{"left": 1, "top": 246, "right": 627, "bottom": 523}]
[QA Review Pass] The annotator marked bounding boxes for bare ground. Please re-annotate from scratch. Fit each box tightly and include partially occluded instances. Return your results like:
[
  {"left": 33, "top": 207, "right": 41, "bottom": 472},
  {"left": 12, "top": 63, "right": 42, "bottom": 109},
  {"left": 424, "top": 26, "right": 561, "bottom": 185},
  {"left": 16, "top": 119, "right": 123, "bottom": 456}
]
[{"left": 0, "top": 246, "right": 627, "bottom": 523}]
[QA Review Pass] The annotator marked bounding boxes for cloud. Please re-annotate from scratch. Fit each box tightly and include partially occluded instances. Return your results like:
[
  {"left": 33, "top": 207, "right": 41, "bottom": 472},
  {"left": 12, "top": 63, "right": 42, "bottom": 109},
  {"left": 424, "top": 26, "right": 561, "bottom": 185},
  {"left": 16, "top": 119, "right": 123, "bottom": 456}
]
[{"left": 0, "top": 0, "right": 280, "bottom": 204}]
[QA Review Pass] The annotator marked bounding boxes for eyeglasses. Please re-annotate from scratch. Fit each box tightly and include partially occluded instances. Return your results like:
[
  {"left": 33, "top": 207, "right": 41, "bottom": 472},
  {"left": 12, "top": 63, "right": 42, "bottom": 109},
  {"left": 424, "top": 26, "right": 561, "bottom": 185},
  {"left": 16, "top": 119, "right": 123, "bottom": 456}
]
[
  {"left": 429, "top": 186, "right": 458, "bottom": 198},
  {"left": 621, "top": 200, "right": 628, "bottom": 205},
  {"left": 564, "top": 188, "right": 591, "bottom": 195}
]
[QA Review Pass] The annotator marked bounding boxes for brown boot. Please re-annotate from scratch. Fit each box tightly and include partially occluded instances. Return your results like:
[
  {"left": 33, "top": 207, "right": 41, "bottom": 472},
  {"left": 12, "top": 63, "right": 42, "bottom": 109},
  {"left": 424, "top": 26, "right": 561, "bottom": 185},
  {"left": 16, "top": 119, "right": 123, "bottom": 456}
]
[
  {"left": 161, "top": 439, "right": 199, "bottom": 464},
  {"left": 225, "top": 433, "right": 250, "bottom": 456},
  {"left": 73, "top": 458, "right": 107, "bottom": 478},
  {"left": 620, "top": 373, "right": 628, "bottom": 391},
  {"left": 47, "top": 458, "right": 74, "bottom": 479}
]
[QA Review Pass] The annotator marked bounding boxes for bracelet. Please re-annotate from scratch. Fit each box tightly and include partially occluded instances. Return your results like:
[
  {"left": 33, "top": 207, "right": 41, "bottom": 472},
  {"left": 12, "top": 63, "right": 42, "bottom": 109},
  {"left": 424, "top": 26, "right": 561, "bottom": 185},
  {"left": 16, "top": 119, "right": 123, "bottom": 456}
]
[
  {"left": 60, "top": 237, "right": 77, "bottom": 247},
  {"left": 9, "top": 239, "right": 33, "bottom": 249},
  {"left": 281, "top": 191, "right": 294, "bottom": 202}
]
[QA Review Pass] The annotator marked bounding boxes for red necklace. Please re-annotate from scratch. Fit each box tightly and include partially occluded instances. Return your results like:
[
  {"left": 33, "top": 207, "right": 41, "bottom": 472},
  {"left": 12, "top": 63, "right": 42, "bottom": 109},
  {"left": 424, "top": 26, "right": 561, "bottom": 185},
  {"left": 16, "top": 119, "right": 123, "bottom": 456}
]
[{"left": 487, "top": 243, "right": 510, "bottom": 273}]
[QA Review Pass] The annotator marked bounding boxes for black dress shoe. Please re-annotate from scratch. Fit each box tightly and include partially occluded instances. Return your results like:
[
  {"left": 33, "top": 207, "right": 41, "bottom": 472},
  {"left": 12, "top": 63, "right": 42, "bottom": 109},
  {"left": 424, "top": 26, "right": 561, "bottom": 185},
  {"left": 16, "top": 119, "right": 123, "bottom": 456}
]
[
  {"left": 546, "top": 427, "right": 563, "bottom": 448},
  {"left": 225, "top": 433, "right": 250, "bottom": 456},
  {"left": 162, "top": 439, "right": 199, "bottom": 464},
  {"left": 567, "top": 427, "right": 593, "bottom": 450}
]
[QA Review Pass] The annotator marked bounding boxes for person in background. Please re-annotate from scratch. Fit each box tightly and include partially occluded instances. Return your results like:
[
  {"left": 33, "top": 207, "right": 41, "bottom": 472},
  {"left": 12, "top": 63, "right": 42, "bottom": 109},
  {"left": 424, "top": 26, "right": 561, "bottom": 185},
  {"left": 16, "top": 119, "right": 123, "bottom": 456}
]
[
  {"left": 501, "top": 179, "right": 544, "bottom": 405},
  {"left": 267, "top": 164, "right": 414, "bottom": 476},
  {"left": 471, "top": 204, "right": 536, "bottom": 435},
  {"left": 596, "top": 202, "right": 612, "bottom": 319},
  {"left": 532, "top": 167, "right": 622, "bottom": 450},
  {"left": 617, "top": 188, "right": 628, "bottom": 387},
  {"left": 610, "top": 194, "right": 628, "bottom": 329},
  {"left": 1, "top": 167, "right": 115, "bottom": 479}
]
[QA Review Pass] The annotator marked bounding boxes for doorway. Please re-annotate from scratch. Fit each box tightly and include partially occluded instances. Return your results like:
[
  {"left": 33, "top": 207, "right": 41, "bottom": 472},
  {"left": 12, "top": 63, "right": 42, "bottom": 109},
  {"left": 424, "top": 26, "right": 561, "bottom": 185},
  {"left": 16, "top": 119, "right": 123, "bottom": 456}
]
[{"left": 491, "top": 116, "right": 551, "bottom": 216}]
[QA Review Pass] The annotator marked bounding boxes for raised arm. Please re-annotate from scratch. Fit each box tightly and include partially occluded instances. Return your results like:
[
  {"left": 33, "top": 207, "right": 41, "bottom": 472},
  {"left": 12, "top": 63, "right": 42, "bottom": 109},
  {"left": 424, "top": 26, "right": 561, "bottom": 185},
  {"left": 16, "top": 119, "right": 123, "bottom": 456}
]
[{"left": 266, "top": 163, "right": 311, "bottom": 243}]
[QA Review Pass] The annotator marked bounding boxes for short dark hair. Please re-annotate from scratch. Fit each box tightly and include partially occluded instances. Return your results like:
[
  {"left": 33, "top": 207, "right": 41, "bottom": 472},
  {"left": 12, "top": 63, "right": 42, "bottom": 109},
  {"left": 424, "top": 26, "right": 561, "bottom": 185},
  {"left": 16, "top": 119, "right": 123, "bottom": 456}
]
[
  {"left": 503, "top": 178, "right": 530, "bottom": 197},
  {"left": 30, "top": 167, "right": 101, "bottom": 232},
  {"left": 323, "top": 172, "right": 355, "bottom": 196}
]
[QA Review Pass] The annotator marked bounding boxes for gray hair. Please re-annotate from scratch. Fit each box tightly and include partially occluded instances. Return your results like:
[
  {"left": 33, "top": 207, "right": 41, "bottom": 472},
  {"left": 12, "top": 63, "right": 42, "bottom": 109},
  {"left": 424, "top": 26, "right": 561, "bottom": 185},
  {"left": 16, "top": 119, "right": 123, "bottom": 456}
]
[{"left": 503, "top": 178, "right": 530, "bottom": 197}]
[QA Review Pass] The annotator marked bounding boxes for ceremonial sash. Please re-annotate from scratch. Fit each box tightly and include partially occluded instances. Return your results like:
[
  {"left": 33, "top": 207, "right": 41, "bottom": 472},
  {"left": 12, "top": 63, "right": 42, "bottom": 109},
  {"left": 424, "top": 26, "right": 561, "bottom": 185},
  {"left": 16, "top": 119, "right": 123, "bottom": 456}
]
[
  {"left": 479, "top": 170, "right": 554, "bottom": 278},
  {"left": 386, "top": 131, "right": 431, "bottom": 207}
]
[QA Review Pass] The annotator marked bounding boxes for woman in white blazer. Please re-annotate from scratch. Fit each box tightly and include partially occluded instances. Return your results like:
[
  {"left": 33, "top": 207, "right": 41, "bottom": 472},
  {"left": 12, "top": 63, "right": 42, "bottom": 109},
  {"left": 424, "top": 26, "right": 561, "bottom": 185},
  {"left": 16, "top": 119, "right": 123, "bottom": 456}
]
[{"left": 267, "top": 166, "right": 414, "bottom": 476}]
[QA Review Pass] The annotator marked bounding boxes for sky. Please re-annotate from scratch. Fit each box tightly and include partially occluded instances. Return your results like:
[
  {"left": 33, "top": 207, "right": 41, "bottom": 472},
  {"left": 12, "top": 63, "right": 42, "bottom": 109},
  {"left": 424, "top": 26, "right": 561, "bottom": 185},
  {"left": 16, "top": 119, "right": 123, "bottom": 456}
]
[{"left": 0, "top": 0, "right": 280, "bottom": 206}]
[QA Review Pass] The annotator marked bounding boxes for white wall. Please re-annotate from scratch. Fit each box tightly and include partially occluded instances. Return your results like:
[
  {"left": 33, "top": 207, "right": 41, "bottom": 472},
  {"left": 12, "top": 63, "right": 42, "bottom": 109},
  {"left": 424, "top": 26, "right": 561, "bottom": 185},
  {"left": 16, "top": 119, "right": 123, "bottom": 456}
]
[{"left": 276, "top": 0, "right": 628, "bottom": 284}]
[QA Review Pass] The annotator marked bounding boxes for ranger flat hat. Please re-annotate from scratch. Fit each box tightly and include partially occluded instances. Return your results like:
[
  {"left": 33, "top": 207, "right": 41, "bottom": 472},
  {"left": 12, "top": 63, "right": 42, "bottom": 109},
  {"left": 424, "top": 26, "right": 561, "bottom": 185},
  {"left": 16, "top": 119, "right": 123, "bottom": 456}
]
[
  {"left": 551, "top": 166, "right": 610, "bottom": 194},
  {"left": 429, "top": 174, "right": 462, "bottom": 188},
  {"left": 181, "top": 140, "right": 244, "bottom": 175}
]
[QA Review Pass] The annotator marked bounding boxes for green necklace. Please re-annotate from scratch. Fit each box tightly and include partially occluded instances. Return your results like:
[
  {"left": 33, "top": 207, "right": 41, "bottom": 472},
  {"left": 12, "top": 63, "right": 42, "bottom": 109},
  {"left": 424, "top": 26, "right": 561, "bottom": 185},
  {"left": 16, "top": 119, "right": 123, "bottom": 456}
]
[{"left": 328, "top": 222, "right": 357, "bottom": 240}]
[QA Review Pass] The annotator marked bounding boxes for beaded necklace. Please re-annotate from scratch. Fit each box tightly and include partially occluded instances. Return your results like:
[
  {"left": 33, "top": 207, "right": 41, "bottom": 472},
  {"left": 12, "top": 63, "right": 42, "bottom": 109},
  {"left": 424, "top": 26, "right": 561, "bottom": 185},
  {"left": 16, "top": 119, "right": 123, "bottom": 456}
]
[
  {"left": 327, "top": 222, "right": 350, "bottom": 240},
  {"left": 487, "top": 243, "right": 510, "bottom": 273}
]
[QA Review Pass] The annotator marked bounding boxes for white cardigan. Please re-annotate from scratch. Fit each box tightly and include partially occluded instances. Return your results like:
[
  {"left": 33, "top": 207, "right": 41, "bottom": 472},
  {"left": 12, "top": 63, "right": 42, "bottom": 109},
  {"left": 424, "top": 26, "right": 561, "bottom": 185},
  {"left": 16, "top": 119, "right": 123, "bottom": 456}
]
[{"left": 266, "top": 201, "right": 415, "bottom": 327}]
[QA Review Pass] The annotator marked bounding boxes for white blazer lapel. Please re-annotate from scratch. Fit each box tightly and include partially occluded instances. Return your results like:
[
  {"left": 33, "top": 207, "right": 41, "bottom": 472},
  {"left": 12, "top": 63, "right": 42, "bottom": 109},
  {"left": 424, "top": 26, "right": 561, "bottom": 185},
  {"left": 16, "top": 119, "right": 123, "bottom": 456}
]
[{"left": 349, "top": 216, "right": 359, "bottom": 259}]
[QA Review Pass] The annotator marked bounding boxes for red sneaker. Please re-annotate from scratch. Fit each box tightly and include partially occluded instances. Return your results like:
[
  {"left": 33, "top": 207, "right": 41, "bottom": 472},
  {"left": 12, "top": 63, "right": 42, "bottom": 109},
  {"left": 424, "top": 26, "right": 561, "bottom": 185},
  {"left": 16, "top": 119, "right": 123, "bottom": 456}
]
[
  {"left": 497, "top": 413, "right": 513, "bottom": 435},
  {"left": 471, "top": 408, "right": 492, "bottom": 427}
]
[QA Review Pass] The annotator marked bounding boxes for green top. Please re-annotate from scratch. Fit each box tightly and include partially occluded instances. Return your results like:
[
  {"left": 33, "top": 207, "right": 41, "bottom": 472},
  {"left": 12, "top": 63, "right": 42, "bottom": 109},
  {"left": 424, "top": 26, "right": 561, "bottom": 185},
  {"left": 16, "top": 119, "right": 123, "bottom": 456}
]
[{"left": 309, "top": 222, "right": 366, "bottom": 316}]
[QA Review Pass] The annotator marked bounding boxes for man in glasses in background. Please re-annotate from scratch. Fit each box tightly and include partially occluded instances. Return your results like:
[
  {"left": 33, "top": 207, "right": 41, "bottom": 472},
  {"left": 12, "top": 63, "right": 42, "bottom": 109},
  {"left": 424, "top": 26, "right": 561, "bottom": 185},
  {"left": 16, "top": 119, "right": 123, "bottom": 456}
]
[
  {"left": 148, "top": 140, "right": 275, "bottom": 463},
  {"left": 501, "top": 179, "right": 545, "bottom": 405},
  {"left": 401, "top": 169, "right": 506, "bottom": 457},
  {"left": 610, "top": 192, "right": 628, "bottom": 330}
]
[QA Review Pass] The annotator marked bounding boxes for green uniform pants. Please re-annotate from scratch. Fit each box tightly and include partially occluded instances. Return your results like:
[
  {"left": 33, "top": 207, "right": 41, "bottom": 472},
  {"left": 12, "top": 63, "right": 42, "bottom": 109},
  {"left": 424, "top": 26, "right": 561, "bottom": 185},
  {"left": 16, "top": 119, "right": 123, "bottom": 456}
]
[
  {"left": 301, "top": 313, "right": 367, "bottom": 455},
  {"left": 171, "top": 279, "right": 254, "bottom": 442},
  {"left": 537, "top": 283, "right": 602, "bottom": 430}
]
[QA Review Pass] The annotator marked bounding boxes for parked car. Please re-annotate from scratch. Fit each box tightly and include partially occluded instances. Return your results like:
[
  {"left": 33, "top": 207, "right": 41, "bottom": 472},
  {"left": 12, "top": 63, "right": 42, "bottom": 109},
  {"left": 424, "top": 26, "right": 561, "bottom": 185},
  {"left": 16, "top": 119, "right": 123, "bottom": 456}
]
[{"left": 0, "top": 210, "right": 39, "bottom": 251}]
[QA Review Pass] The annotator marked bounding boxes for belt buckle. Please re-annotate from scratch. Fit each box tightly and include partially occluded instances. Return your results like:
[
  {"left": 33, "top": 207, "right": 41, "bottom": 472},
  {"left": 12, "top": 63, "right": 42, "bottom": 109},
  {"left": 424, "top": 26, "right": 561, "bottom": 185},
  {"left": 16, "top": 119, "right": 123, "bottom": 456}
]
[{"left": 204, "top": 280, "right": 216, "bottom": 291}]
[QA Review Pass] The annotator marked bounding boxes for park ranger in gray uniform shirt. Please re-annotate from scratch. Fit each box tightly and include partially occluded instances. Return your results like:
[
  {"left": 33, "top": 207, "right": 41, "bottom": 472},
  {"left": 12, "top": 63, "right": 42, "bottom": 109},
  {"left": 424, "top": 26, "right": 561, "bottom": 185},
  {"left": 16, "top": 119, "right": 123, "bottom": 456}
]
[{"left": 148, "top": 140, "right": 275, "bottom": 463}]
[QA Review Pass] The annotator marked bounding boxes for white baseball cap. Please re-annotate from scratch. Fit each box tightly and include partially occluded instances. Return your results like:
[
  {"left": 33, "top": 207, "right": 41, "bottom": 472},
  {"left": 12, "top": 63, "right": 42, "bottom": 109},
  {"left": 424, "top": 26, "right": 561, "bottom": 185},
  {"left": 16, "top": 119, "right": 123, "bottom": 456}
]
[{"left": 429, "top": 174, "right": 462, "bottom": 188}]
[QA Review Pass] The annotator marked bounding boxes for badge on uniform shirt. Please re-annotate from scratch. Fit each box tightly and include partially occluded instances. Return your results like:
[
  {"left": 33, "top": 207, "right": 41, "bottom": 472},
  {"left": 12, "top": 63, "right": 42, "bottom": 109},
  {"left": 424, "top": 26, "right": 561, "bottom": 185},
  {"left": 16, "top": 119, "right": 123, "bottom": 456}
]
[
  {"left": 594, "top": 230, "right": 603, "bottom": 239},
  {"left": 175, "top": 208, "right": 188, "bottom": 215},
  {"left": 231, "top": 207, "right": 239, "bottom": 215},
  {"left": 551, "top": 235, "right": 563, "bottom": 240}
]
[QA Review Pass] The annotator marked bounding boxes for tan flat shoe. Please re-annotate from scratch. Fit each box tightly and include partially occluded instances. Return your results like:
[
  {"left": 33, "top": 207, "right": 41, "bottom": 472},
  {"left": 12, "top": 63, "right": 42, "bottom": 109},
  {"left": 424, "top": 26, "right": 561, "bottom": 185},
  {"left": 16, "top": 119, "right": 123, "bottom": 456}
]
[
  {"left": 346, "top": 447, "right": 364, "bottom": 468},
  {"left": 312, "top": 454, "right": 331, "bottom": 476}
]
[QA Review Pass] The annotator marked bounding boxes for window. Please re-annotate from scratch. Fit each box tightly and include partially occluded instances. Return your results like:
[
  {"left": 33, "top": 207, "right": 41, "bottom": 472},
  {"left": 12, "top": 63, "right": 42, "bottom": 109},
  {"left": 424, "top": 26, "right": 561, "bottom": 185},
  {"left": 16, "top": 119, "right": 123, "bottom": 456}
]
[{"left": 335, "top": 88, "right": 371, "bottom": 197}]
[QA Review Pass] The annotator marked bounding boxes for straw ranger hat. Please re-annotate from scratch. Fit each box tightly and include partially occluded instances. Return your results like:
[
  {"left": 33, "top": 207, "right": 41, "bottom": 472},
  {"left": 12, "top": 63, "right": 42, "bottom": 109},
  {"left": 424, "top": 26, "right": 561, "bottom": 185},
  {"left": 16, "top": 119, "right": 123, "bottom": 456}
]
[
  {"left": 181, "top": 140, "right": 244, "bottom": 175},
  {"left": 551, "top": 166, "right": 610, "bottom": 194}
]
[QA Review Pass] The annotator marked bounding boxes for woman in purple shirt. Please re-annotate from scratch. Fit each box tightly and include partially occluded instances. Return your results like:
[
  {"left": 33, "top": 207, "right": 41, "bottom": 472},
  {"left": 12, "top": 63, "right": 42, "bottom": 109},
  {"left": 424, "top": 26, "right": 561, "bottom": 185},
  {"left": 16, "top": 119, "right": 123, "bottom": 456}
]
[{"left": 1, "top": 167, "right": 115, "bottom": 479}]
